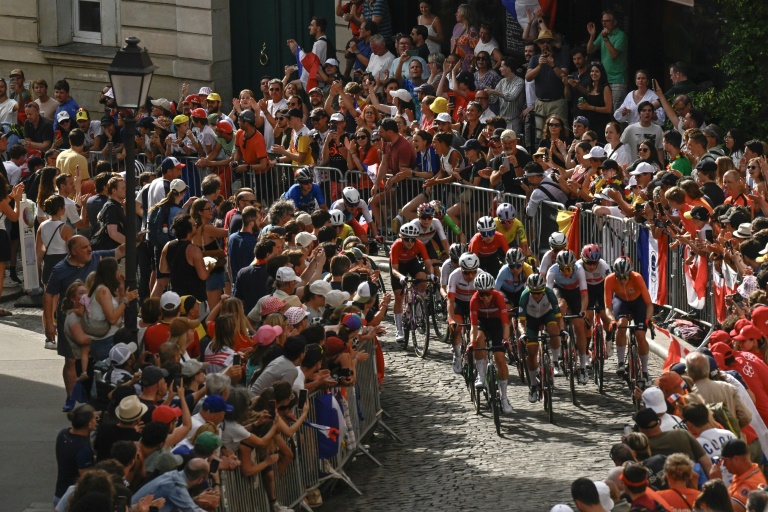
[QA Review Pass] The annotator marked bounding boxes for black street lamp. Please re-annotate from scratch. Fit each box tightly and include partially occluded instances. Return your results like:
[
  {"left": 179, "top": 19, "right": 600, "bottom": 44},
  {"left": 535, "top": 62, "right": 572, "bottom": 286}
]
[{"left": 107, "top": 37, "right": 157, "bottom": 336}]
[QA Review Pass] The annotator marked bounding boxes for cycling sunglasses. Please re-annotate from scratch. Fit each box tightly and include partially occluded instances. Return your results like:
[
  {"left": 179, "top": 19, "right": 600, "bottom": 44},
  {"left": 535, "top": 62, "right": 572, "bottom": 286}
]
[{"left": 480, "top": 230, "right": 495, "bottom": 237}]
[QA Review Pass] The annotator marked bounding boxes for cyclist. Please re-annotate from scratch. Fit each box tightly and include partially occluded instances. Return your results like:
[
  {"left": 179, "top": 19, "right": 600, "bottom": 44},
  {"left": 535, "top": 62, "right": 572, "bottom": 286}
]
[
  {"left": 546, "top": 249, "right": 589, "bottom": 384},
  {"left": 330, "top": 209, "right": 355, "bottom": 244},
  {"left": 405, "top": 202, "right": 451, "bottom": 266},
  {"left": 604, "top": 256, "right": 654, "bottom": 383},
  {"left": 518, "top": 273, "right": 564, "bottom": 403},
  {"left": 494, "top": 202, "right": 530, "bottom": 257},
  {"left": 332, "top": 186, "right": 379, "bottom": 246},
  {"left": 577, "top": 244, "right": 613, "bottom": 358},
  {"left": 441, "top": 243, "right": 464, "bottom": 298},
  {"left": 495, "top": 247, "right": 532, "bottom": 311},
  {"left": 282, "top": 167, "right": 327, "bottom": 213},
  {"left": 469, "top": 216, "right": 509, "bottom": 278},
  {"left": 540, "top": 232, "right": 568, "bottom": 277},
  {"left": 447, "top": 252, "right": 480, "bottom": 373},
  {"left": 432, "top": 199, "right": 466, "bottom": 245},
  {"left": 390, "top": 223, "right": 437, "bottom": 345},
  {"left": 470, "top": 271, "right": 513, "bottom": 413}
]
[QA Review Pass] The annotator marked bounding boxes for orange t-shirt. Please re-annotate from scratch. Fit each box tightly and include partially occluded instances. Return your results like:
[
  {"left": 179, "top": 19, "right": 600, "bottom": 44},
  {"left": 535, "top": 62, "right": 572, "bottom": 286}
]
[
  {"left": 729, "top": 463, "right": 767, "bottom": 510},
  {"left": 657, "top": 487, "right": 700, "bottom": 511},
  {"left": 206, "top": 321, "right": 254, "bottom": 352},
  {"left": 604, "top": 272, "right": 652, "bottom": 305},
  {"left": 235, "top": 128, "right": 267, "bottom": 170}
]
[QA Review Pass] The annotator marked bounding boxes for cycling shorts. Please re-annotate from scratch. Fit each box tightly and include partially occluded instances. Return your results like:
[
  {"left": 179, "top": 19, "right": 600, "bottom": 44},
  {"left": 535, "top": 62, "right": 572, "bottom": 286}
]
[
  {"left": 611, "top": 295, "right": 648, "bottom": 331},
  {"left": 425, "top": 238, "right": 440, "bottom": 261},
  {"left": 391, "top": 259, "right": 425, "bottom": 291},
  {"left": 554, "top": 285, "right": 583, "bottom": 316},
  {"left": 501, "top": 289, "right": 523, "bottom": 309},
  {"left": 587, "top": 282, "right": 605, "bottom": 311},
  {"left": 478, "top": 254, "right": 502, "bottom": 278},
  {"left": 452, "top": 298, "right": 470, "bottom": 322},
  {"left": 524, "top": 312, "right": 559, "bottom": 341},
  {"left": 477, "top": 317, "right": 504, "bottom": 349}
]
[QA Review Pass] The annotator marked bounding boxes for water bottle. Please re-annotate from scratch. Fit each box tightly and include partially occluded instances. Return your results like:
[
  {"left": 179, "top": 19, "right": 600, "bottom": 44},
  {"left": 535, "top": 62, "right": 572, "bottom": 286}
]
[{"left": 623, "top": 423, "right": 633, "bottom": 436}]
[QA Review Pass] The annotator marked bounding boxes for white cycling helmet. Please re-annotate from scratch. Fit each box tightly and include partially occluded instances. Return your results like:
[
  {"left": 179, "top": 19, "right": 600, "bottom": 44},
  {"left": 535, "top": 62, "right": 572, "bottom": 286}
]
[
  {"left": 294, "top": 167, "right": 313, "bottom": 182},
  {"left": 329, "top": 209, "right": 345, "bottom": 227},
  {"left": 342, "top": 186, "right": 360, "bottom": 205},
  {"left": 449, "top": 243, "right": 465, "bottom": 261},
  {"left": 474, "top": 272, "right": 495, "bottom": 291},
  {"left": 526, "top": 273, "right": 546, "bottom": 292},
  {"left": 549, "top": 232, "right": 567, "bottom": 248},
  {"left": 399, "top": 223, "right": 421, "bottom": 238},
  {"left": 556, "top": 250, "right": 577, "bottom": 268},
  {"left": 505, "top": 247, "right": 525, "bottom": 267},
  {"left": 477, "top": 216, "right": 496, "bottom": 232},
  {"left": 496, "top": 202, "right": 517, "bottom": 221},
  {"left": 613, "top": 256, "right": 633, "bottom": 277},
  {"left": 459, "top": 252, "right": 480, "bottom": 271}
]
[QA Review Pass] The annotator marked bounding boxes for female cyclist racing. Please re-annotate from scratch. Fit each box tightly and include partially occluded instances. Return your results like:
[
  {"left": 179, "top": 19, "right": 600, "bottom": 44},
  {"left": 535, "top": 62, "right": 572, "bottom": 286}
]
[
  {"left": 468, "top": 216, "right": 509, "bottom": 278},
  {"left": 577, "top": 244, "right": 613, "bottom": 358},
  {"left": 494, "top": 202, "right": 530, "bottom": 257},
  {"left": 540, "top": 231, "right": 567, "bottom": 276},
  {"left": 447, "top": 252, "right": 480, "bottom": 373},
  {"left": 331, "top": 186, "right": 379, "bottom": 246},
  {"left": 404, "top": 202, "right": 451, "bottom": 267},
  {"left": 282, "top": 167, "right": 327, "bottom": 213},
  {"left": 494, "top": 247, "right": 532, "bottom": 311}
]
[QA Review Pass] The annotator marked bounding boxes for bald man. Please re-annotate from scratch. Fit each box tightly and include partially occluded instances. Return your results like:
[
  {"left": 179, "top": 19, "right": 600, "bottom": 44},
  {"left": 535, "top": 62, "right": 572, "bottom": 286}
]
[{"left": 723, "top": 169, "right": 752, "bottom": 210}]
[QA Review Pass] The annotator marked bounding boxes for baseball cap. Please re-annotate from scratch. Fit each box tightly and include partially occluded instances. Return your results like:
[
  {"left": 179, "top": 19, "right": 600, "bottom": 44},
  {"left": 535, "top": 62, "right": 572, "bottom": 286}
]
[
  {"left": 594, "top": 481, "right": 614, "bottom": 512},
  {"left": 184, "top": 94, "right": 202, "bottom": 104},
  {"left": 181, "top": 359, "right": 208, "bottom": 377},
  {"left": 256, "top": 324, "right": 283, "bottom": 346},
  {"left": 276, "top": 267, "right": 302, "bottom": 283},
  {"left": 708, "top": 330, "right": 732, "bottom": 346},
  {"left": 722, "top": 438, "right": 749, "bottom": 458},
  {"left": 600, "top": 159, "right": 620, "bottom": 171},
  {"left": 435, "top": 112, "right": 452, "bottom": 123},
  {"left": 151, "top": 98, "right": 172, "bottom": 111},
  {"left": 585, "top": 146, "right": 606, "bottom": 159},
  {"left": 325, "top": 290, "right": 350, "bottom": 309},
  {"left": 141, "top": 365, "right": 169, "bottom": 387},
  {"left": 160, "top": 291, "right": 181, "bottom": 311},
  {"left": 593, "top": 191, "right": 616, "bottom": 203},
  {"left": 206, "top": 92, "right": 222, "bottom": 102},
  {"left": 460, "top": 139, "right": 483, "bottom": 152},
  {"left": 153, "top": 452, "right": 184, "bottom": 473},
  {"left": 683, "top": 205, "right": 710, "bottom": 221},
  {"left": 641, "top": 386, "right": 666, "bottom": 414},
  {"left": 625, "top": 176, "right": 638, "bottom": 190},
  {"left": 202, "top": 394, "right": 233, "bottom": 413},
  {"left": 632, "top": 407, "right": 660, "bottom": 429},
  {"left": 296, "top": 212, "right": 312, "bottom": 226},
  {"left": 573, "top": 115, "right": 589, "bottom": 127},
  {"left": 198, "top": 86, "right": 212, "bottom": 96},
  {"left": 309, "top": 280, "right": 332, "bottom": 296},
  {"left": 308, "top": 87, "right": 323, "bottom": 96},
  {"left": 161, "top": 157, "right": 185, "bottom": 172},
  {"left": 330, "top": 112, "right": 345, "bottom": 122},
  {"left": 325, "top": 58, "right": 340, "bottom": 67},
  {"left": 295, "top": 232, "right": 317, "bottom": 249},
  {"left": 179, "top": 296, "right": 200, "bottom": 316},
  {"left": 550, "top": 506, "right": 574, "bottom": 512},
  {"left": 719, "top": 207, "right": 752, "bottom": 228},
  {"left": 430, "top": 97, "right": 448, "bottom": 114},
  {"left": 116, "top": 395, "right": 147, "bottom": 423},
  {"left": 239, "top": 110, "right": 256, "bottom": 124},
  {"left": 56, "top": 110, "right": 70, "bottom": 122},
  {"left": 170, "top": 179, "right": 187, "bottom": 194},
  {"left": 190, "top": 107, "right": 208, "bottom": 119},
  {"left": 342, "top": 313, "right": 363, "bottom": 330},
  {"left": 9, "top": 68, "right": 22, "bottom": 77},
  {"left": 414, "top": 83, "right": 436, "bottom": 96},
  {"left": 654, "top": 372, "right": 686, "bottom": 395},
  {"left": 260, "top": 296, "right": 286, "bottom": 317},
  {"left": 630, "top": 162, "right": 655, "bottom": 175},
  {"left": 734, "top": 323, "right": 763, "bottom": 341},
  {"left": 390, "top": 89, "right": 412, "bottom": 102},
  {"left": 75, "top": 109, "right": 89, "bottom": 121},
  {"left": 660, "top": 172, "right": 679, "bottom": 186},
  {"left": 194, "top": 431, "right": 222, "bottom": 453},
  {"left": 109, "top": 342, "right": 138, "bottom": 365},
  {"left": 695, "top": 160, "right": 717, "bottom": 173},
  {"left": 173, "top": 114, "right": 189, "bottom": 125},
  {"left": 353, "top": 281, "right": 377, "bottom": 303},
  {"left": 325, "top": 336, "right": 350, "bottom": 357},
  {"left": 710, "top": 342, "right": 735, "bottom": 363},
  {"left": 285, "top": 306, "right": 309, "bottom": 325},
  {"left": 215, "top": 119, "right": 233, "bottom": 134},
  {"left": 751, "top": 305, "right": 768, "bottom": 337},
  {"left": 152, "top": 405, "right": 182, "bottom": 423}
]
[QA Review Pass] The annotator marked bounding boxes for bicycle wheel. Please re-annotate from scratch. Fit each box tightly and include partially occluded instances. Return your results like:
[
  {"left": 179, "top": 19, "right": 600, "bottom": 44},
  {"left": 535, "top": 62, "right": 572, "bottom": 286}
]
[
  {"left": 412, "top": 296, "right": 431, "bottom": 358},
  {"left": 563, "top": 327, "right": 576, "bottom": 405},
  {"left": 431, "top": 292, "right": 447, "bottom": 342},
  {"left": 402, "top": 301, "right": 413, "bottom": 351},
  {"left": 594, "top": 323, "right": 605, "bottom": 394},
  {"left": 541, "top": 347, "right": 554, "bottom": 423},
  {"left": 462, "top": 333, "right": 473, "bottom": 392},
  {"left": 488, "top": 363, "right": 501, "bottom": 436},
  {"left": 629, "top": 338, "right": 641, "bottom": 410},
  {"left": 472, "top": 359, "right": 481, "bottom": 415}
]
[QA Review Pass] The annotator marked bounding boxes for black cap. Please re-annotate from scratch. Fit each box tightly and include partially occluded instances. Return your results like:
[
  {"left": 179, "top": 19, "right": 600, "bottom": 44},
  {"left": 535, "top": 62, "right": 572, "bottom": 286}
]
[
  {"left": 721, "top": 438, "right": 749, "bottom": 458},
  {"left": 695, "top": 160, "right": 717, "bottom": 173},
  {"left": 684, "top": 205, "right": 710, "bottom": 221},
  {"left": 286, "top": 107, "right": 303, "bottom": 119},
  {"left": 137, "top": 116, "right": 154, "bottom": 129},
  {"left": 100, "top": 115, "right": 114, "bottom": 125},
  {"left": 460, "top": 139, "right": 483, "bottom": 152},
  {"left": 239, "top": 110, "right": 256, "bottom": 124},
  {"left": 632, "top": 407, "right": 660, "bottom": 429},
  {"left": 660, "top": 172, "right": 679, "bottom": 186},
  {"left": 414, "top": 83, "right": 436, "bottom": 96},
  {"left": 719, "top": 206, "right": 752, "bottom": 228},
  {"left": 600, "top": 159, "right": 620, "bottom": 171}
]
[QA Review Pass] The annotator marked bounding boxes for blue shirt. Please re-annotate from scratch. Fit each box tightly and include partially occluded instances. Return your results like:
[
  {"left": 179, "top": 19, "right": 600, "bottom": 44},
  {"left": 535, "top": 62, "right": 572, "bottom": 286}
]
[
  {"left": 416, "top": 147, "right": 440, "bottom": 175},
  {"left": 353, "top": 39, "right": 372, "bottom": 71},
  {"left": 46, "top": 250, "right": 116, "bottom": 318},
  {"left": 227, "top": 231, "right": 257, "bottom": 281},
  {"left": 132, "top": 470, "right": 204, "bottom": 512},
  {"left": 54, "top": 97, "right": 80, "bottom": 131},
  {"left": 283, "top": 182, "right": 326, "bottom": 213}
]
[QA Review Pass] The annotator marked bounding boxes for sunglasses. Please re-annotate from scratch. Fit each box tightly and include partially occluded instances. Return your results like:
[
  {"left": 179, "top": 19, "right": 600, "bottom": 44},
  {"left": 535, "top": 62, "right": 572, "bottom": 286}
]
[
  {"left": 479, "top": 290, "right": 493, "bottom": 296},
  {"left": 420, "top": 215, "right": 433, "bottom": 220},
  {"left": 276, "top": 116, "right": 285, "bottom": 121},
  {"left": 584, "top": 138, "right": 595, "bottom": 143},
  {"left": 269, "top": 87, "right": 281, "bottom": 92},
  {"left": 583, "top": 260, "right": 598, "bottom": 266},
  {"left": 298, "top": 180, "right": 312, "bottom": 185},
  {"left": 354, "top": 135, "right": 368, "bottom": 140},
  {"left": 638, "top": 147, "right": 650, "bottom": 152},
  {"left": 481, "top": 231, "right": 495, "bottom": 237},
  {"left": 490, "top": 137, "right": 501, "bottom": 143},
  {"left": 560, "top": 265, "right": 574, "bottom": 272},
  {"left": 511, "top": 263, "right": 523, "bottom": 269},
  {"left": 547, "top": 123, "right": 562, "bottom": 127},
  {"left": 402, "top": 238, "right": 416, "bottom": 243},
  {"left": 202, "top": 207, "right": 212, "bottom": 211},
  {"left": 530, "top": 290, "right": 544, "bottom": 295},
  {"left": 371, "top": 138, "right": 382, "bottom": 142}
]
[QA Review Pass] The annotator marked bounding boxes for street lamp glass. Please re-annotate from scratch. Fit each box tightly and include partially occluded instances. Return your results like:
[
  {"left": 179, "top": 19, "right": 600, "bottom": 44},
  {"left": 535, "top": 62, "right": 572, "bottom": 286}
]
[{"left": 107, "top": 36, "right": 157, "bottom": 109}]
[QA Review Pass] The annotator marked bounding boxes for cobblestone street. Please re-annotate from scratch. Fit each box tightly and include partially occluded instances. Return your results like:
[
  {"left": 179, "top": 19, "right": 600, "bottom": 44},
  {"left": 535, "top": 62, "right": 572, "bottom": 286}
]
[{"left": 323, "top": 326, "right": 664, "bottom": 511}]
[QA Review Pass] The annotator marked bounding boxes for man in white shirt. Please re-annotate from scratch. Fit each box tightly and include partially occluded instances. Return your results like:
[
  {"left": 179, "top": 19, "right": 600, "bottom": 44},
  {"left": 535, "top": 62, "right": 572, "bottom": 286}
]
[
  {"left": 620, "top": 101, "right": 664, "bottom": 162},
  {"left": 476, "top": 23, "right": 503, "bottom": 70},
  {"left": 388, "top": 34, "right": 429, "bottom": 80},
  {"left": 2, "top": 144, "right": 25, "bottom": 185},
  {"left": 147, "top": 157, "right": 184, "bottom": 211},
  {"left": 75, "top": 109, "right": 103, "bottom": 151},
  {"left": 53, "top": 173, "right": 89, "bottom": 229},
  {"left": 366, "top": 34, "right": 395, "bottom": 81},
  {"left": 309, "top": 16, "right": 329, "bottom": 64},
  {"left": 682, "top": 402, "right": 735, "bottom": 460},
  {"left": 255, "top": 79, "right": 287, "bottom": 150},
  {"left": 0, "top": 78, "right": 18, "bottom": 125}
]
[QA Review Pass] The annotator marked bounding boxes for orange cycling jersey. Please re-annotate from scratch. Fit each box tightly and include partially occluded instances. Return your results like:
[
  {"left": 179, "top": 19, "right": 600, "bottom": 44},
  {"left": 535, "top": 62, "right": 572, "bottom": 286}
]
[
  {"left": 468, "top": 232, "right": 509, "bottom": 258},
  {"left": 604, "top": 272, "right": 652, "bottom": 305},
  {"left": 469, "top": 290, "right": 510, "bottom": 325},
  {"left": 390, "top": 238, "right": 429, "bottom": 266}
]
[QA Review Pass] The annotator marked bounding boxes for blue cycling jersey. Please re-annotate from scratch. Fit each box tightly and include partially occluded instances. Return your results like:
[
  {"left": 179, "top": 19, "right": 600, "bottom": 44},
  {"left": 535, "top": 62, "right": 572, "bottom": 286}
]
[{"left": 283, "top": 183, "right": 326, "bottom": 212}]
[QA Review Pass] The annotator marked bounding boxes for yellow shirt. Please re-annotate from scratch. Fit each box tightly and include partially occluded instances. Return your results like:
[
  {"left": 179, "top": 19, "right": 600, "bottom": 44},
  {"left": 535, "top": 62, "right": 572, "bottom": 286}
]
[
  {"left": 494, "top": 217, "right": 527, "bottom": 246},
  {"left": 56, "top": 148, "right": 90, "bottom": 179},
  {"left": 290, "top": 132, "right": 315, "bottom": 167},
  {"left": 338, "top": 223, "right": 354, "bottom": 242}
]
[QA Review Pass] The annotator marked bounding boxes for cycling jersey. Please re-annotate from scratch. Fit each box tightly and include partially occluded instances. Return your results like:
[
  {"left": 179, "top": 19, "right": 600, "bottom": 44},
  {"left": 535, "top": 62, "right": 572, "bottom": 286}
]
[
  {"left": 441, "top": 259, "right": 458, "bottom": 287},
  {"left": 331, "top": 198, "right": 374, "bottom": 224},
  {"left": 494, "top": 217, "right": 527, "bottom": 246},
  {"left": 390, "top": 238, "right": 429, "bottom": 266},
  {"left": 495, "top": 263, "right": 533, "bottom": 295},
  {"left": 546, "top": 264, "right": 588, "bottom": 292},
  {"left": 406, "top": 218, "right": 447, "bottom": 244},
  {"left": 576, "top": 259, "right": 611, "bottom": 285},
  {"left": 447, "top": 267, "right": 476, "bottom": 303},
  {"left": 518, "top": 288, "right": 561, "bottom": 321},
  {"left": 283, "top": 183, "right": 325, "bottom": 212},
  {"left": 469, "top": 290, "right": 510, "bottom": 325},
  {"left": 539, "top": 249, "right": 558, "bottom": 277},
  {"left": 337, "top": 223, "right": 355, "bottom": 242},
  {"left": 468, "top": 232, "right": 509, "bottom": 259},
  {"left": 604, "top": 272, "right": 652, "bottom": 305}
]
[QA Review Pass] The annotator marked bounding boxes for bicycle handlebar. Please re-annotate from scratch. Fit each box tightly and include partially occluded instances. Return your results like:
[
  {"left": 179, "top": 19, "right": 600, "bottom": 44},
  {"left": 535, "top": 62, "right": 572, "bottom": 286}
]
[{"left": 562, "top": 313, "right": 585, "bottom": 320}]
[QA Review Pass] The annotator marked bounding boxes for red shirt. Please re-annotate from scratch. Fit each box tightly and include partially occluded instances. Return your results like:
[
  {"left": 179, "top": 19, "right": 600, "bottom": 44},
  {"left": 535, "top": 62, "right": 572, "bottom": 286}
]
[
  {"left": 469, "top": 290, "right": 509, "bottom": 325},
  {"left": 449, "top": 91, "right": 476, "bottom": 122},
  {"left": 143, "top": 322, "right": 171, "bottom": 354},
  {"left": 235, "top": 128, "right": 268, "bottom": 170},
  {"left": 389, "top": 238, "right": 429, "bottom": 266},
  {"left": 469, "top": 232, "right": 509, "bottom": 258},
  {"left": 384, "top": 134, "right": 416, "bottom": 174}
]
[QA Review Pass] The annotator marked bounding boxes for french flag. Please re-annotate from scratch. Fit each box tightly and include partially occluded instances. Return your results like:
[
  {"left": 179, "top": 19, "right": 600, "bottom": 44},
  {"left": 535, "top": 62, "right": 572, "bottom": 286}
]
[
  {"left": 638, "top": 228, "right": 668, "bottom": 305},
  {"left": 295, "top": 47, "right": 321, "bottom": 92},
  {"left": 684, "top": 248, "right": 707, "bottom": 310}
]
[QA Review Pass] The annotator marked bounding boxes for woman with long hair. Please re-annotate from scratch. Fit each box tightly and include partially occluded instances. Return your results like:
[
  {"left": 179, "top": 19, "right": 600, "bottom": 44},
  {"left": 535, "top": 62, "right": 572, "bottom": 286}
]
[
  {"left": 86, "top": 257, "right": 139, "bottom": 360},
  {"left": 36, "top": 195, "right": 74, "bottom": 285},
  {"left": 635, "top": 138, "right": 664, "bottom": 171},
  {"left": 345, "top": 127, "right": 379, "bottom": 201},
  {"left": 725, "top": 128, "right": 746, "bottom": 169},
  {"left": 604, "top": 120, "right": 631, "bottom": 169},
  {"left": 715, "top": 155, "right": 736, "bottom": 187},
  {"left": 450, "top": 3, "right": 478, "bottom": 72},
  {"left": 614, "top": 69, "right": 664, "bottom": 125},
  {"left": 473, "top": 50, "right": 500, "bottom": 93},
  {"left": 204, "top": 313, "right": 239, "bottom": 374},
  {"left": 191, "top": 198, "right": 229, "bottom": 308},
  {"left": 456, "top": 100, "right": 484, "bottom": 141},
  {"left": 36, "top": 165, "right": 58, "bottom": 222},
  {"left": 693, "top": 479, "right": 733, "bottom": 512},
  {"left": 576, "top": 62, "right": 613, "bottom": 143},
  {"left": 61, "top": 280, "right": 91, "bottom": 381},
  {"left": 159, "top": 214, "right": 215, "bottom": 308},
  {"left": 366, "top": 81, "right": 415, "bottom": 124},
  {"left": 356, "top": 104, "right": 380, "bottom": 131},
  {"left": 206, "top": 296, "right": 254, "bottom": 351},
  {"left": 229, "top": 88, "right": 256, "bottom": 122},
  {"left": 418, "top": 0, "right": 443, "bottom": 54},
  {"left": 538, "top": 114, "right": 570, "bottom": 168},
  {"left": 166, "top": 317, "right": 200, "bottom": 362}
]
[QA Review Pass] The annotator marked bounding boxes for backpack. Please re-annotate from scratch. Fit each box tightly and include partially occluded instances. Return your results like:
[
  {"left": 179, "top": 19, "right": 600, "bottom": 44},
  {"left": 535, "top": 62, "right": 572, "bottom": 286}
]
[
  {"left": 708, "top": 402, "right": 741, "bottom": 439},
  {"left": 90, "top": 201, "right": 122, "bottom": 251},
  {"left": 147, "top": 203, "right": 172, "bottom": 248}
]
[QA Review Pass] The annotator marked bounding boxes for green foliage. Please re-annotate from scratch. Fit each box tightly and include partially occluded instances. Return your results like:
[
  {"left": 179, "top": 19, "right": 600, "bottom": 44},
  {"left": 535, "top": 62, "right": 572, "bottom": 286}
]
[{"left": 694, "top": 0, "right": 768, "bottom": 137}]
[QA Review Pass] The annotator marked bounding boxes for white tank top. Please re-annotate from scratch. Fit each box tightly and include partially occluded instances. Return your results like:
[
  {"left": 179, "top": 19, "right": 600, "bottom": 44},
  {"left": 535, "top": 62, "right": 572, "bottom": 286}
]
[
  {"left": 39, "top": 219, "right": 68, "bottom": 255},
  {"left": 441, "top": 148, "right": 461, "bottom": 175}
]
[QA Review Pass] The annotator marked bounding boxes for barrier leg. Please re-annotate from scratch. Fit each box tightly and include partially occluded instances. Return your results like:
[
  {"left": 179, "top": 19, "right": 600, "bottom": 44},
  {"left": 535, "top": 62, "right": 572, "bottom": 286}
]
[
  {"left": 355, "top": 443, "right": 383, "bottom": 467},
  {"left": 321, "top": 459, "right": 363, "bottom": 496}
]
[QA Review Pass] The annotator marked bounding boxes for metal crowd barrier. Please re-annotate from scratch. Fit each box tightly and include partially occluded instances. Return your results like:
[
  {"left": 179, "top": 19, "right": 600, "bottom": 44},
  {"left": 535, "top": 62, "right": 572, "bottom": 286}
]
[
  {"left": 87, "top": 148, "right": 154, "bottom": 177},
  {"left": 219, "top": 467, "right": 271, "bottom": 512}
]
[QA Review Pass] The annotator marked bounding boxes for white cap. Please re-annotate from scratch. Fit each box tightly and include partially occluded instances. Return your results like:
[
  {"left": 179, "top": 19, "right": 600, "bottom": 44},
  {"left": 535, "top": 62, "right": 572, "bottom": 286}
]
[
  {"left": 625, "top": 176, "right": 638, "bottom": 190},
  {"left": 642, "top": 386, "right": 666, "bottom": 414},
  {"left": 170, "top": 178, "right": 187, "bottom": 193},
  {"left": 330, "top": 113, "right": 345, "bottom": 122},
  {"left": 390, "top": 89, "right": 412, "bottom": 102},
  {"left": 585, "top": 146, "right": 606, "bottom": 159},
  {"left": 309, "top": 280, "right": 332, "bottom": 296},
  {"left": 57, "top": 110, "right": 70, "bottom": 122},
  {"left": 550, "top": 506, "right": 574, "bottom": 512},
  {"left": 160, "top": 291, "right": 181, "bottom": 310},
  {"left": 325, "top": 58, "right": 340, "bottom": 67},
  {"left": 104, "top": 87, "right": 114, "bottom": 99},
  {"left": 295, "top": 232, "right": 317, "bottom": 249},
  {"left": 109, "top": 342, "right": 138, "bottom": 365},
  {"left": 435, "top": 112, "right": 452, "bottom": 123},
  {"left": 296, "top": 212, "right": 312, "bottom": 226},
  {"left": 630, "top": 162, "right": 655, "bottom": 175},
  {"left": 150, "top": 98, "right": 172, "bottom": 111},
  {"left": 594, "top": 481, "right": 615, "bottom": 512},
  {"left": 325, "top": 290, "right": 350, "bottom": 309},
  {"left": 594, "top": 192, "right": 615, "bottom": 203},
  {"left": 198, "top": 86, "right": 212, "bottom": 95},
  {"left": 285, "top": 306, "right": 308, "bottom": 325},
  {"left": 276, "top": 266, "right": 302, "bottom": 283},
  {"left": 353, "top": 281, "right": 374, "bottom": 303}
]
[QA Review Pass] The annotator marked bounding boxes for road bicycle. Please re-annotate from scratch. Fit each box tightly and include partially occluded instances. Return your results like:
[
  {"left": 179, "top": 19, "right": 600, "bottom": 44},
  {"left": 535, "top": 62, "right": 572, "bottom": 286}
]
[
  {"left": 425, "top": 279, "right": 448, "bottom": 343},
  {"left": 615, "top": 316, "right": 655, "bottom": 410},
  {"left": 506, "top": 312, "right": 529, "bottom": 385},
  {"left": 472, "top": 342, "right": 510, "bottom": 436},
  {"left": 524, "top": 331, "right": 557, "bottom": 423},
  {"left": 402, "top": 277, "right": 431, "bottom": 358},
  {"left": 586, "top": 304, "right": 608, "bottom": 394},
  {"left": 561, "top": 314, "right": 583, "bottom": 406}
]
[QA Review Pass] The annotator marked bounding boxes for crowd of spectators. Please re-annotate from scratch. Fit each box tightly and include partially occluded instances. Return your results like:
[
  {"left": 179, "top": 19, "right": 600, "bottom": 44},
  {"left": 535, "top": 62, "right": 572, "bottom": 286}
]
[{"left": 0, "top": 1, "right": 763, "bottom": 510}]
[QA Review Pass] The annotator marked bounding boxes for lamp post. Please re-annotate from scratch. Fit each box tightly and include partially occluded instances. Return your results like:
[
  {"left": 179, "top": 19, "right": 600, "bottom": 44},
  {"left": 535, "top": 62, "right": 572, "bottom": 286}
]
[{"left": 107, "top": 37, "right": 157, "bottom": 336}]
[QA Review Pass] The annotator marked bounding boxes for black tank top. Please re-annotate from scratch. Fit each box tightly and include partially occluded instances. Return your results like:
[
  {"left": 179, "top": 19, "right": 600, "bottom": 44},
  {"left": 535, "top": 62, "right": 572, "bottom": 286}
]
[{"left": 167, "top": 240, "right": 207, "bottom": 302}]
